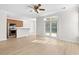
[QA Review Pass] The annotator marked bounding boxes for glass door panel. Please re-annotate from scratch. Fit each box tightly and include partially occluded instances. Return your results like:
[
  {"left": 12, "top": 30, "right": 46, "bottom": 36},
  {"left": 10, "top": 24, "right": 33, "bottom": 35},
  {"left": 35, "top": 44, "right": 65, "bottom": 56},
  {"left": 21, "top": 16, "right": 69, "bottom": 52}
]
[
  {"left": 51, "top": 21, "right": 57, "bottom": 37},
  {"left": 45, "top": 16, "right": 57, "bottom": 37}
]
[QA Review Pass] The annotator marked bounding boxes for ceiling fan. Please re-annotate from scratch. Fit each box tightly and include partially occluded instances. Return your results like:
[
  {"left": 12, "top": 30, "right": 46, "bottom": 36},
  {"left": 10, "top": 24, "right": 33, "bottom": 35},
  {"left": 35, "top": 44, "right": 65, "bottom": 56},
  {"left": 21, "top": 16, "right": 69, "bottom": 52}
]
[{"left": 27, "top": 4, "right": 45, "bottom": 13}]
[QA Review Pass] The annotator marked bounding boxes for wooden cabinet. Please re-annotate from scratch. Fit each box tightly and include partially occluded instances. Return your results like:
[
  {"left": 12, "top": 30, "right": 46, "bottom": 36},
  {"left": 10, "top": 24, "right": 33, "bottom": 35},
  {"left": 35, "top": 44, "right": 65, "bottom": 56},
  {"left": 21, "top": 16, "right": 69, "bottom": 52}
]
[
  {"left": 7, "top": 19, "right": 23, "bottom": 27},
  {"left": 7, "top": 19, "right": 23, "bottom": 38},
  {"left": 16, "top": 20, "right": 23, "bottom": 27}
]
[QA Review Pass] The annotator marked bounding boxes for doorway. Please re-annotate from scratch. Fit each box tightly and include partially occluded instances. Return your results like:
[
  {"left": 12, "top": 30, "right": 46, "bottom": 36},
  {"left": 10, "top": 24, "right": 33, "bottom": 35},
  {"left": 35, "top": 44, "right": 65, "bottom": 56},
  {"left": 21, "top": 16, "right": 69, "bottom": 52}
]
[{"left": 44, "top": 16, "right": 58, "bottom": 38}]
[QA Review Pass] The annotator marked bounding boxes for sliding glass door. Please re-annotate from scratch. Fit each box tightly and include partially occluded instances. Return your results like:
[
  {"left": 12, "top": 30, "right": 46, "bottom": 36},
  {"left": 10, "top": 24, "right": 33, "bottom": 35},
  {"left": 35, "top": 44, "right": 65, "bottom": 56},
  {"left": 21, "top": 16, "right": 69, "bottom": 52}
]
[{"left": 44, "top": 16, "right": 57, "bottom": 37}]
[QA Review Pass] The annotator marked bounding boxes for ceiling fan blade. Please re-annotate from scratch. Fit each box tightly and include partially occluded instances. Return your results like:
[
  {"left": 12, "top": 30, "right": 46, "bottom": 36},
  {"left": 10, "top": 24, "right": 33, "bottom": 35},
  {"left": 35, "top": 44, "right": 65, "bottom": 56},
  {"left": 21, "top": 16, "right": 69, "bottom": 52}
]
[
  {"left": 34, "top": 8, "right": 39, "bottom": 13},
  {"left": 38, "top": 4, "right": 41, "bottom": 7},
  {"left": 27, "top": 4, "right": 45, "bottom": 13},
  {"left": 39, "top": 9, "right": 45, "bottom": 11}
]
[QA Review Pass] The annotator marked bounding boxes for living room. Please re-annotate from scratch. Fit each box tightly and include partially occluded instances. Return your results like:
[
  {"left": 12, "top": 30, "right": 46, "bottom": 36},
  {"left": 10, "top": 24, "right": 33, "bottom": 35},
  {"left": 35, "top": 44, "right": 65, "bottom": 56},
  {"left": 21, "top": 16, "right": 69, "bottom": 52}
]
[{"left": 0, "top": 4, "right": 79, "bottom": 55}]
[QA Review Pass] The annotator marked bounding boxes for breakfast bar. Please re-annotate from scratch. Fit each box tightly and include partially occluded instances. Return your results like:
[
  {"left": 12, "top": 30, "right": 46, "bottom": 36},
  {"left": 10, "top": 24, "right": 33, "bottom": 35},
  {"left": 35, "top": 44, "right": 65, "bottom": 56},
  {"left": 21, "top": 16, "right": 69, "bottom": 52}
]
[{"left": 16, "top": 27, "right": 30, "bottom": 38}]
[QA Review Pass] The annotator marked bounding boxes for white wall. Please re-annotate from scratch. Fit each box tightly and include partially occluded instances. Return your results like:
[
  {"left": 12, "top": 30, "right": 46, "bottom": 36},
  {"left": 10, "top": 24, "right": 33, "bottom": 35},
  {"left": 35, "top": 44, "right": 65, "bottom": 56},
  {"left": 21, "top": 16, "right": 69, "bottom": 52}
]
[
  {"left": 36, "top": 7, "right": 79, "bottom": 43},
  {"left": 55, "top": 7, "right": 79, "bottom": 42},
  {"left": 36, "top": 17, "right": 45, "bottom": 36},
  {"left": 0, "top": 10, "right": 7, "bottom": 41},
  {"left": 23, "top": 18, "right": 36, "bottom": 35}
]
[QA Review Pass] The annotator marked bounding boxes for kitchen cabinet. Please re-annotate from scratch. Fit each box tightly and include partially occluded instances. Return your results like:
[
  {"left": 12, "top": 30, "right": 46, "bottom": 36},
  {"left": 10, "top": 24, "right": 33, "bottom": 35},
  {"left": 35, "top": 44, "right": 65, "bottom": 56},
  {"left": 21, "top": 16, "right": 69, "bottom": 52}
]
[
  {"left": 7, "top": 19, "right": 23, "bottom": 27},
  {"left": 7, "top": 19, "right": 23, "bottom": 38}
]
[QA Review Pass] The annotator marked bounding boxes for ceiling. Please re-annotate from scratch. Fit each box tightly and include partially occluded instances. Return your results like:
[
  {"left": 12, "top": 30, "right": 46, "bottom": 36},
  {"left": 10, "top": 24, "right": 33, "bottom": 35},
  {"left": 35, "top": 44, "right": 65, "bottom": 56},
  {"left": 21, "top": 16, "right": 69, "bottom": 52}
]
[{"left": 0, "top": 4, "right": 77, "bottom": 18}]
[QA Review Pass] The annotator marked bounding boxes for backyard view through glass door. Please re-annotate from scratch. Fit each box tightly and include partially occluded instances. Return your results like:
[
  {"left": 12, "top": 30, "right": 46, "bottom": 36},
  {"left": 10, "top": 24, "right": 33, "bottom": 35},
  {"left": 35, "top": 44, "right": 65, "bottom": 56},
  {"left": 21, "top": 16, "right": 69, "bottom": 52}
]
[{"left": 45, "top": 16, "right": 57, "bottom": 37}]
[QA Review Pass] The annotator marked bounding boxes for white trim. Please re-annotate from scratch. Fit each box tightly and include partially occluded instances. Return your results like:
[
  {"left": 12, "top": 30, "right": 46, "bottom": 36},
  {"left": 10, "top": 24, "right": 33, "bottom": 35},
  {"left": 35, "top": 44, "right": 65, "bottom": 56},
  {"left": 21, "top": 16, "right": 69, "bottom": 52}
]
[{"left": 44, "top": 17, "right": 57, "bottom": 37}]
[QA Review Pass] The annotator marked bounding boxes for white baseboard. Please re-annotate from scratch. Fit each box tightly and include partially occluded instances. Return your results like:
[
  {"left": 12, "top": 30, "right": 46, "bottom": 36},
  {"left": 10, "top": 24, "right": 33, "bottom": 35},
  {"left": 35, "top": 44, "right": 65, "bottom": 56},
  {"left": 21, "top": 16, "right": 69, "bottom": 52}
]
[{"left": 0, "top": 39, "right": 7, "bottom": 41}]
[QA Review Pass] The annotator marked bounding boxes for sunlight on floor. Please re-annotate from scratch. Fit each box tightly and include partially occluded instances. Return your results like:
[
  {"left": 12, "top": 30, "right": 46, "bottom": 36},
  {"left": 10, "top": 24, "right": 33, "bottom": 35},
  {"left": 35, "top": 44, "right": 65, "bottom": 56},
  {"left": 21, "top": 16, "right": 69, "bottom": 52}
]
[
  {"left": 32, "top": 39, "right": 59, "bottom": 45},
  {"left": 46, "top": 33, "right": 57, "bottom": 37}
]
